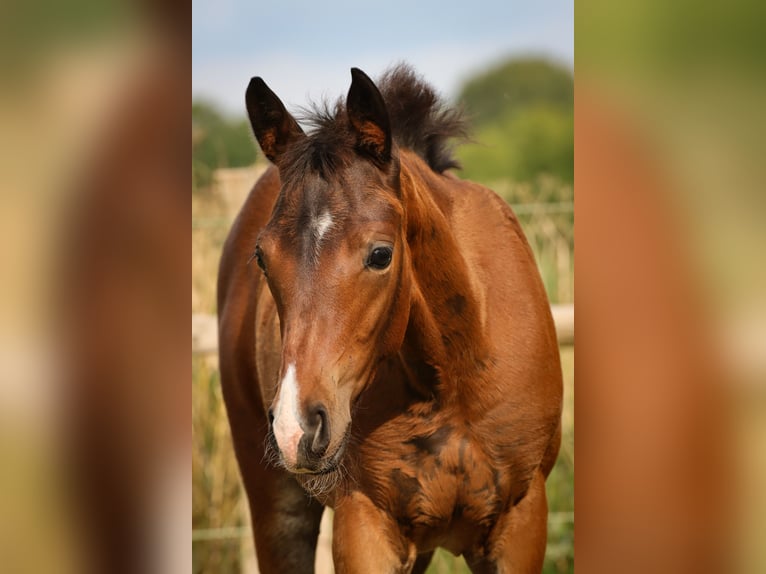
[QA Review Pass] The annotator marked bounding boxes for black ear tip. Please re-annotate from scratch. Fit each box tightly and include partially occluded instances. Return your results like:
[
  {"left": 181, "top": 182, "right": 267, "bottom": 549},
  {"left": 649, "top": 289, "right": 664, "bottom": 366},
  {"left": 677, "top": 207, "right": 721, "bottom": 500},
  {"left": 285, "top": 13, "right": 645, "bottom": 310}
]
[
  {"left": 247, "top": 76, "right": 266, "bottom": 92},
  {"left": 350, "top": 67, "right": 371, "bottom": 82}
]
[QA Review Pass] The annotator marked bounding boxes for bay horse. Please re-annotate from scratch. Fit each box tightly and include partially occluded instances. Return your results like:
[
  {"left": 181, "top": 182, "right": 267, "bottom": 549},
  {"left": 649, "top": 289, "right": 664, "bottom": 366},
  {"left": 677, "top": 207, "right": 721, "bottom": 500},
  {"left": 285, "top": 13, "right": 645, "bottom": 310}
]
[{"left": 218, "top": 64, "right": 562, "bottom": 573}]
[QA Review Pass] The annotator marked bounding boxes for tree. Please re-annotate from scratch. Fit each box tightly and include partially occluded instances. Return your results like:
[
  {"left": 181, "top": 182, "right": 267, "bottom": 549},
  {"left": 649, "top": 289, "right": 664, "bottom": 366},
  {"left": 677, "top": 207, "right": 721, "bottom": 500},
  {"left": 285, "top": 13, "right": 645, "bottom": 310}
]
[
  {"left": 456, "top": 57, "right": 573, "bottom": 185},
  {"left": 192, "top": 101, "right": 257, "bottom": 190}
]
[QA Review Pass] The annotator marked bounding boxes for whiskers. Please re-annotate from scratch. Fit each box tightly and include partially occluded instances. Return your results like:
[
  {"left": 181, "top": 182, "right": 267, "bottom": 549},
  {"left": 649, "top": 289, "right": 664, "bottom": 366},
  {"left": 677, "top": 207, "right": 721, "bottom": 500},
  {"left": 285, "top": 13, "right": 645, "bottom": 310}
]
[
  {"left": 300, "top": 460, "right": 349, "bottom": 499},
  {"left": 261, "top": 426, "right": 283, "bottom": 469},
  {"left": 261, "top": 423, "right": 356, "bottom": 500},
  {"left": 300, "top": 429, "right": 356, "bottom": 499}
]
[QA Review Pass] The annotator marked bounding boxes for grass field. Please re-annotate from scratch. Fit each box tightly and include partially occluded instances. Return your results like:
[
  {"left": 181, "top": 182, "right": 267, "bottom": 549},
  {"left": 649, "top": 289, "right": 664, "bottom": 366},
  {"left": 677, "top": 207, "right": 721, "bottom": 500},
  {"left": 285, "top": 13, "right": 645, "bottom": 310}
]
[{"left": 192, "top": 166, "right": 574, "bottom": 573}]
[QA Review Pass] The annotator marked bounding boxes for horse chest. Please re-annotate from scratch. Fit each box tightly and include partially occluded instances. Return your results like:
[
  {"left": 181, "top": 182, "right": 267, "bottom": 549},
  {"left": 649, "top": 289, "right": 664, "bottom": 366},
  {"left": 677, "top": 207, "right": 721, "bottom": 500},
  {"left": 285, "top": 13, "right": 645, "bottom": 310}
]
[{"left": 359, "top": 420, "right": 510, "bottom": 553}]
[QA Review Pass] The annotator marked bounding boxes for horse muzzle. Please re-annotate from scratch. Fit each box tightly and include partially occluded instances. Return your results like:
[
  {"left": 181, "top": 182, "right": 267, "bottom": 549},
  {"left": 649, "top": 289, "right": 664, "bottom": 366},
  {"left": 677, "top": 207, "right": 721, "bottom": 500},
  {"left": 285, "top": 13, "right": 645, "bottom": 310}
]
[{"left": 269, "top": 402, "right": 343, "bottom": 473}]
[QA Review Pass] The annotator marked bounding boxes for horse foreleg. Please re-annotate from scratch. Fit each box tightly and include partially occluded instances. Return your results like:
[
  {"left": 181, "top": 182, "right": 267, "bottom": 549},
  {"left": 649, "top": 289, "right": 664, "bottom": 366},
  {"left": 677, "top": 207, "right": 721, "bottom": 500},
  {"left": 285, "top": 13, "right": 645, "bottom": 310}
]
[
  {"left": 332, "top": 491, "right": 416, "bottom": 573},
  {"left": 466, "top": 468, "right": 548, "bottom": 574},
  {"left": 237, "top": 448, "right": 324, "bottom": 573},
  {"left": 411, "top": 550, "right": 435, "bottom": 574}
]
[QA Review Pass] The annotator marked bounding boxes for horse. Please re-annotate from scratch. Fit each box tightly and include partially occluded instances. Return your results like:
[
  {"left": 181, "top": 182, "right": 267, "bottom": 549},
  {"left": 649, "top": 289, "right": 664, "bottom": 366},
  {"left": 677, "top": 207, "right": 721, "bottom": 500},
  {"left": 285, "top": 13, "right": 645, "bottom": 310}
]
[{"left": 217, "top": 64, "right": 563, "bottom": 573}]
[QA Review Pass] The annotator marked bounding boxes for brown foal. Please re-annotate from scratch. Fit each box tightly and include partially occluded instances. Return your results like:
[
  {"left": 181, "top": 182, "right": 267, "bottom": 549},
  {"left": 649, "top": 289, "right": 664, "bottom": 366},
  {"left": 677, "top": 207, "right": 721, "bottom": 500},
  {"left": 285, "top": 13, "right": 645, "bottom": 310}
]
[{"left": 218, "top": 65, "right": 562, "bottom": 573}]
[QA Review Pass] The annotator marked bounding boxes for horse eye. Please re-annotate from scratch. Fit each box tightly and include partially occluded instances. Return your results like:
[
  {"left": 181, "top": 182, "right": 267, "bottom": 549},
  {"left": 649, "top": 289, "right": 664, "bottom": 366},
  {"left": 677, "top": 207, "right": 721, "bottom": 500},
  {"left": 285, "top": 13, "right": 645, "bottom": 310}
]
[
  {"left": 254, "top": 246, "right": 267, "bottom": 273},
  {"left": 367, "top": 246, "right": 393, "bottom": 270}
]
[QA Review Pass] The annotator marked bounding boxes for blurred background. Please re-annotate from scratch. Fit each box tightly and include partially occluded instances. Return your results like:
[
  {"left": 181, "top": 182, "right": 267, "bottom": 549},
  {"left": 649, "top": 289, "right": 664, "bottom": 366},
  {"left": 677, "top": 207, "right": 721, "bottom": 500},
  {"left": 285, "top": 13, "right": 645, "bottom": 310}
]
[
  {"left": 575, "top": 1, "right": 766, "bottom": 572},
  {"left": 2, "top": 0, "right": 760, "bottom": 572},
  {"left": 0, "top": 1, "right": 189, "bottom": 573},
  {"left": 192, "top": 1, "right": 573, "bottom": 573}
]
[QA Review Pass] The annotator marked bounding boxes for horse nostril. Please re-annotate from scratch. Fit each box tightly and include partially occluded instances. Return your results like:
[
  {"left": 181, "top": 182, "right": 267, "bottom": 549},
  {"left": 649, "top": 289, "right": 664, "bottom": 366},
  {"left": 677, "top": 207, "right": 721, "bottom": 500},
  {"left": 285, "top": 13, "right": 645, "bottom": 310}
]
[
  {"left": 267, "top": 408, "right": 275, "bottom": 427},
  {"left": 308, "top": 404, "right": 330, "bottom": 456}
]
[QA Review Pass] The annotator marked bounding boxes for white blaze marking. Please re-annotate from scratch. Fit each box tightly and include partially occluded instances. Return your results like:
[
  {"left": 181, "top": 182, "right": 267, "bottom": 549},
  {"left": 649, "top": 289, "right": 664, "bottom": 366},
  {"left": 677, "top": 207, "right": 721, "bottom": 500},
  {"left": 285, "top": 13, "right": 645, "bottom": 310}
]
[
  {"left": 273, "top": 363, "right": 304, "bottom": 465},
  {"left": 312, "top": 211, "right": 334, "bottom": 250}
]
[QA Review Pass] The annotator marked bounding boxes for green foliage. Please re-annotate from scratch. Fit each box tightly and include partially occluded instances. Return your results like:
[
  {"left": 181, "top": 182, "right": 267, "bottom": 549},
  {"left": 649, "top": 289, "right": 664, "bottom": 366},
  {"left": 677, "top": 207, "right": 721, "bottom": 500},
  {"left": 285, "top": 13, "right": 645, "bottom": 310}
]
[
  {"left": 460, "top": 58, "right": 573, "bottom": 125},
  {"left": 458, "top": 105, "right": 573, "bottom": 184},
  {"left": 457, "top": 58, "right": 573, "bottom": 185},
  {"left": 193, "top": 101, "right": 257, "bottom": 190}
]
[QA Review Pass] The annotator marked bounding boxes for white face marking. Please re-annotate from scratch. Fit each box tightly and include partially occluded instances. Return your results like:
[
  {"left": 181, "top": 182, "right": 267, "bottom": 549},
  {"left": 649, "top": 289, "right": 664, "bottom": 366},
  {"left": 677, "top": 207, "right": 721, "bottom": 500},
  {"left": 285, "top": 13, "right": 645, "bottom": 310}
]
[
  {"left": 272, "top": 363, "right": 304, "bottom": 466},
  {"left": 312, "top": 211, "right": 334, "bottom": 251}
]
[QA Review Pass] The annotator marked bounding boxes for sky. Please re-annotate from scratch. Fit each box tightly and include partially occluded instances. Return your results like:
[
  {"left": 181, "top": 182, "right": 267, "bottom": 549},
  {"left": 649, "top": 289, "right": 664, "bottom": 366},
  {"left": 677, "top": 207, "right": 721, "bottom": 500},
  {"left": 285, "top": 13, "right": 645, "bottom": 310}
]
[{"left": 192, "top": 0, "right": 573, "bottom": 117}]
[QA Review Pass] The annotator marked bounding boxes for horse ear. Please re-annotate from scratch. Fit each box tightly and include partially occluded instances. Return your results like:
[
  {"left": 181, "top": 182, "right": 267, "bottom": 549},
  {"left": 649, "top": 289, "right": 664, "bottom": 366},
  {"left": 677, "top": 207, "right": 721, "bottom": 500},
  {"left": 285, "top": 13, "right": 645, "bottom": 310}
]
[
  {"left": 245, "top": 77, "right": 304, "bottom": 164},
  {"left": 347, "top": 68, "right": 392, "bottom": 164}
]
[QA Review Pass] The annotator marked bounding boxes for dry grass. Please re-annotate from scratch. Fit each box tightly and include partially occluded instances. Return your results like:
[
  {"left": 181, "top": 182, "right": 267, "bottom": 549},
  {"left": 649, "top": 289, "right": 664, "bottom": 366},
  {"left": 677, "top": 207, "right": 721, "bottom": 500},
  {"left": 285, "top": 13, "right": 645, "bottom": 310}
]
[
  {"left": 491, "top": 176, "right": 574, "bottom": 304},
  {"left": 192, "top": 165, "right": 266, "bottom": 314},
  {"left": 192, "top": 191, "right": 226, "bottom": 314},
  {"left": 192, "top": 356, "right": 245, "bottom": 573}
]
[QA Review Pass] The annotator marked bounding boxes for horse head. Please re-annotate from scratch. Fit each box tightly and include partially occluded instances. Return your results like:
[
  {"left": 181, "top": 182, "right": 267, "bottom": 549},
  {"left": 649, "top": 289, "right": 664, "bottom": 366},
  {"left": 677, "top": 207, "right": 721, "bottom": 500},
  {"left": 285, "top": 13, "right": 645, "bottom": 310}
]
[{"left": 246, "top": 69, "right": 412, "bottom": 473}]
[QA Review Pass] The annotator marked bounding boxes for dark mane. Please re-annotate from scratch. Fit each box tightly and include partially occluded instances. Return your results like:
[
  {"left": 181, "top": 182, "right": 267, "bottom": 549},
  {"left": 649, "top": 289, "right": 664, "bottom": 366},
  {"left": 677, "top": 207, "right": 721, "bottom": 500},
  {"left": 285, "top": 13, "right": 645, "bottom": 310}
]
[
  {"left": 290, "top": 63, "right": 467, "bottom": 177},
  {"left": 378, "top": 64, "right": 468, "bottom": 172}
]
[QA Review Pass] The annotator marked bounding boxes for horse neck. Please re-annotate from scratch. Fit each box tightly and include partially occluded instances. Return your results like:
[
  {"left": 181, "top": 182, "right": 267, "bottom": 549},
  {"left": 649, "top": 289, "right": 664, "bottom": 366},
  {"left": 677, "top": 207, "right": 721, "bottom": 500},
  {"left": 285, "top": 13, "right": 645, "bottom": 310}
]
[{"left": 397, "top": 154, "right": 490, "bottom": 411}]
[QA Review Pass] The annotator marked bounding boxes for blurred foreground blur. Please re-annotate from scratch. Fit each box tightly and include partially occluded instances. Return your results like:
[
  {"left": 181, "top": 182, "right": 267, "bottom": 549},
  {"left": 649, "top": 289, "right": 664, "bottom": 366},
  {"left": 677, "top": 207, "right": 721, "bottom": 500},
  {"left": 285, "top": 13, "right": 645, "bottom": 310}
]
[
  {"left": 577, "top": 1, "right": 766, "bottom": 572},
  {"left": 0, "top": 1, "right": 188, "bottom": 573}
]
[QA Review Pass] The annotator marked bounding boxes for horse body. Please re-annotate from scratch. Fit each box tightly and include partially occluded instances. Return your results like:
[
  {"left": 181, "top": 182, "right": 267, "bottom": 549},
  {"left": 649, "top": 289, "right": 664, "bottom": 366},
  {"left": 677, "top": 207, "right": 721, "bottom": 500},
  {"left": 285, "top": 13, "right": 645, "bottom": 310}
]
[{"left": 218, "top": 66, "right": 562, "bottom": 573}]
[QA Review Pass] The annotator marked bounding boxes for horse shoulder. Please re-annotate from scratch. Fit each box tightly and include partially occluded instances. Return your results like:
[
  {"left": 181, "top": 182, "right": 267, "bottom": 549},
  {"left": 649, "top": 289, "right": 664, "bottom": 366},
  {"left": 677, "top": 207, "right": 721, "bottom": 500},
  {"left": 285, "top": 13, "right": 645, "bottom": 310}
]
[{"left": 446, "top": 177, "right": 563, "bottom": 466}]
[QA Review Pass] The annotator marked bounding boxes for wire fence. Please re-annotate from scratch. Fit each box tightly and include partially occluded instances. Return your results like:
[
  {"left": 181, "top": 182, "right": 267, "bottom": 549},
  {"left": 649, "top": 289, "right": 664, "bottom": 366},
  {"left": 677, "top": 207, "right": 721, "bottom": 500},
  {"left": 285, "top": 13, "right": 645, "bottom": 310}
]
[
  {"left": 192, "top": 511, "right": 575, "bottom": 543},
  {"left": 191, "top": 201, "right": 574, "bottom": 230}
]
